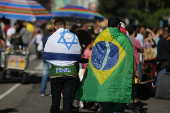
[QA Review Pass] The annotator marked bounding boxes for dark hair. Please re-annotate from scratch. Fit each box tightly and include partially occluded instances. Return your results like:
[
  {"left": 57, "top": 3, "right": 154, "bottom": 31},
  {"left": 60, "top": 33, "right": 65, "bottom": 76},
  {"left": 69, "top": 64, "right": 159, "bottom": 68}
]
[
  {"left": 70, "top": 24, "right": 79, "bottom": 33},
  {"left": 136, "top": 25, "right": 146, "bottom": 33},
  {"left": 108, "top": 17, "right": 126, "bottom": 28},
  {"left": 108, "top": 17, "right": 120, "bottom": 27},
  {"left": 54, "top": 18, "right": 66, "bottom": 27},
  {"left": 127, "top": 25, "right": 137, "bottom": 35}
]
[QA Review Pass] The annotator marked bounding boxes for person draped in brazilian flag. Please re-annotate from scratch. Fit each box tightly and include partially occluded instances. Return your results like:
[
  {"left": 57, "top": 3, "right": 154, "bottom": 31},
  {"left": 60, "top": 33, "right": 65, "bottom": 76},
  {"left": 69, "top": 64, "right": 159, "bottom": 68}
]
[
  {"left": 43, "top": 19, "right": 81, "bottom": 113},
  {"left": 76, "top": 17, "right": 134, "bottom": 113}
]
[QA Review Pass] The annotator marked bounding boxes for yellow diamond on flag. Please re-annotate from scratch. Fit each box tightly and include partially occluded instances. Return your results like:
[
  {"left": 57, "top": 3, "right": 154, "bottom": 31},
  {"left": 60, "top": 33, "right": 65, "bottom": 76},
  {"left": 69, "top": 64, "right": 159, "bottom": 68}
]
[{"left": 89, "top": 29, "right": 126, "bottom": 84}]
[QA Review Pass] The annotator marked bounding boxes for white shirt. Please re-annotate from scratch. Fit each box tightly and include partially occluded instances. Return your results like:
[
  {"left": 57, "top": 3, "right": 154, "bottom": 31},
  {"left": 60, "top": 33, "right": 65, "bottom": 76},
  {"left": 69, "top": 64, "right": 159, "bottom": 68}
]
[
  {"left": 35, "top": 34, "right": 43, "bottom": 44},
  {"left": 7, "top": 27, "right": 16, "bottom": 38},
  {"left": 136, "top": 33, "right": 144, "bottom": 47},
  {"left": 136, "top": 33, "right": 144, "bottom": 62}
]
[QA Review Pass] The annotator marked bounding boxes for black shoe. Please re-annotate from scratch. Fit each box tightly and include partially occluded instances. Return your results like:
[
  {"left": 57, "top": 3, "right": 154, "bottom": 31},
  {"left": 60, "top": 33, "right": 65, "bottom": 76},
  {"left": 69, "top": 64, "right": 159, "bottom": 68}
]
[
  {"left": 90, "top": 104, "right": 99, "bottom": 111},
  {"left": 135, "top": 101, "right": 147, "bottom": 108}
]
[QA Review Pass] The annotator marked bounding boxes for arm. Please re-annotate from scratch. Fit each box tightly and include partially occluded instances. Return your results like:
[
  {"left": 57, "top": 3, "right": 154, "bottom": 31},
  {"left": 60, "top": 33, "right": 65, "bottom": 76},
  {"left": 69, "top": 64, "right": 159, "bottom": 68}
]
[{"left": 146, "top": 28, "right": 156, "bottom": 38}]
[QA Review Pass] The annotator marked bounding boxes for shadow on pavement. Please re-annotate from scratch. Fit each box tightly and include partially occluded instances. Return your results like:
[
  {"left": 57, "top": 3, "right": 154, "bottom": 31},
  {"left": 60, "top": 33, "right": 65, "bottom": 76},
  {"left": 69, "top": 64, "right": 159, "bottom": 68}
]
[
  {"left": 0, "top": 108, "right": 18, "bottom": 113},
  {"left": 0, "top": 74, "right": 41, "bottom": 84},
  {"left": 24, "top": 74, "right": 41, "bottom": 84}
]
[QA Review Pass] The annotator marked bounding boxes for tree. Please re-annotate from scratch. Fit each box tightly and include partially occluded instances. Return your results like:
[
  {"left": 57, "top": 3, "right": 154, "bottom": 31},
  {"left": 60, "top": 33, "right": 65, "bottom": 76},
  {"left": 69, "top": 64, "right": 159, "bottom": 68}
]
[{"left": 98, "top": 0, "right": 170, "bottom": 27}]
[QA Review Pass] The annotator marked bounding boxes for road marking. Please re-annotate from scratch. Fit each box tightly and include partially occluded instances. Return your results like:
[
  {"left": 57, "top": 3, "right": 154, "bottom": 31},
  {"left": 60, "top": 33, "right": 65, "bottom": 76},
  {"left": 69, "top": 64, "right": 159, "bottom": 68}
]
[{"left": 0, "top": 83, "right": 21, "bottom": 100}]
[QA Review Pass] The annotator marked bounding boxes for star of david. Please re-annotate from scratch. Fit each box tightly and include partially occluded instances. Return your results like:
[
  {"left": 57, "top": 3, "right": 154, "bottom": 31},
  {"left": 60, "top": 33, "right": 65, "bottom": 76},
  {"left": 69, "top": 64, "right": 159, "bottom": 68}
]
[{"left": 57, "top": 31, "right": 78, "bottom": 50}]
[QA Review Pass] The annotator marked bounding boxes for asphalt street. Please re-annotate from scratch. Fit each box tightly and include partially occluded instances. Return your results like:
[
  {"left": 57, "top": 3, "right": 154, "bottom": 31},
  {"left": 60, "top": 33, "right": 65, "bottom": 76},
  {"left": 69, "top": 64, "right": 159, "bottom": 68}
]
[
  {"left": 0, "top": 82, "right": 50, "bottom": 113},
  {"left": 0, "top": 55, "right": 170, "bottom": 113},
  {"left": 1, "top": 82, "right": 170, "bottom": 113},
  {"left": 0, "top": 82, "right": 95, "bottom": 113}
]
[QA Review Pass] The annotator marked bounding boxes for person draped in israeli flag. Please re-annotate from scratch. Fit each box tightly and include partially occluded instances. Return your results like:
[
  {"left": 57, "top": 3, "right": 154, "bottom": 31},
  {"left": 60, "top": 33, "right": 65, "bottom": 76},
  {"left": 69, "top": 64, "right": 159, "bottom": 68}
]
[
  {"left": 43, "top": 19, "right": 81, "bottom": 113},
  {"left": 43, "top": 27, "right": 81, "bottom": 66}
]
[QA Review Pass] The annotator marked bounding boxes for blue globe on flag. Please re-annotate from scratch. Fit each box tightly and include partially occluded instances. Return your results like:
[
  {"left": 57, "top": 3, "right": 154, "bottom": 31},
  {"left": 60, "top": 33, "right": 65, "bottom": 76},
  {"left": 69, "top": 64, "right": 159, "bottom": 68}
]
[{"left": 91, "top": 41, "right": 119, "bottom": 70}]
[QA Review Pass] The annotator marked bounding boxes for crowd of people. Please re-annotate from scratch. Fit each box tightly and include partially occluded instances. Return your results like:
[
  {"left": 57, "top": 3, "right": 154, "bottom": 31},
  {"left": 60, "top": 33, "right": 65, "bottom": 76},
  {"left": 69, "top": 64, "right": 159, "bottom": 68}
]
[
  {"left": 128, "top": 25, "right": 170, "bottom": 80},
  {"left": 0, "top": 17, "right": 170, "bottom": 113}
]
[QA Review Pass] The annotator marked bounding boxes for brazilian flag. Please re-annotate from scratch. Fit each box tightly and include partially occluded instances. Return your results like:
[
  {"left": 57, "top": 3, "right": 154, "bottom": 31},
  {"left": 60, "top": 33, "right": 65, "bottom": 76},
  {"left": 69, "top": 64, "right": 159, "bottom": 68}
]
[{"left": 76, "top": 27, "right": 134, "bottom": 103}]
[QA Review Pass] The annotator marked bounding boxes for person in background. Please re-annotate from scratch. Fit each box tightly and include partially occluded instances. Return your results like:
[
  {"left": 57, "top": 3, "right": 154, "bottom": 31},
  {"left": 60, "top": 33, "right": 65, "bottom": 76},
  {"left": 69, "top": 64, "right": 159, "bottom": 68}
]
[
  {"left": 40, "top": 24, "right": 54, "bottom": 96},
  {"left": 154, "top": 28, "right": 164, "bottom": 45},
  {"left": 31, "top": 28, "right": 43, "bottom": 59},
  {"left": 19, "top": 22, "right": 33, "bottom": 48},
  {"left": 128, "top": 25, "right": 149, "bottom": 110},
  {"left": 157, "top": 28, "right": 170, "bottom": 71},
  {"left": 0, "top": 22, "right": 5, "bottom": 50},
  {"left": 6, "top": 23, "right": 18, "bottom": 48},
  {"left": 9, "top": 21, "right": 24, "bottom": 50},
  {"left": 0, "top": 36, "right": 5, "bottom": 50},
  {"left": 0, "top": 19, "right": 6, "bottom": 71},
  {"left": 143, "top": 28, "right": 157, "bottom": 80},
  {"left": 156, "top": 29, "right": 170, "bottom": 92},
  {"left": 136, "top": 26, "right": 145, "bottom": 47},
  {"left": 1, "top": 18, "right": 10, "bottom": 40},
  {"left": 128, "top": 25, "right": 142, "bottom": 77},
  {"left": 0, "top": 19, "right": 5, "bottom": 41},
  {"left": 76, "top": 23, "right": 92, "bottom": 53},
  {"left": 81, "top": 41, "right": 93, "bottom": 77},
  {"left": 135, "top": 26, "right": 145, "bottom": 80}
]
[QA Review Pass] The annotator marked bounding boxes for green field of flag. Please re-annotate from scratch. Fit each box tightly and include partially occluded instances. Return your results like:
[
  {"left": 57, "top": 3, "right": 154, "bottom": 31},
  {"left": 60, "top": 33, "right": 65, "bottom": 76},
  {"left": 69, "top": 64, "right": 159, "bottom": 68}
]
[{"left": 76, "top": 28, "right": 134, "bottom": 103}]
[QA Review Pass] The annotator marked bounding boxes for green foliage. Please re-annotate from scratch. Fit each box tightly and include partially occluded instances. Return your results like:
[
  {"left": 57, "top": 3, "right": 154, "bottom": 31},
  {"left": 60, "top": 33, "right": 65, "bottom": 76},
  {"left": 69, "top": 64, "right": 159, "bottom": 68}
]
[
  {"left": 129, "top": 8, "right": 170, "bottom": 27},
  {"left": 98, "top": 0, "right": 170, "bottom": 27}
]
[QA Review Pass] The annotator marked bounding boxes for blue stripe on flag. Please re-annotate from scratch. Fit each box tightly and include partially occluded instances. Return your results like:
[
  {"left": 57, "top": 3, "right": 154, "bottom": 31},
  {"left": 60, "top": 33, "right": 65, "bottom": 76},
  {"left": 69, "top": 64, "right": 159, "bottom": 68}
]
[{"left": 43, "top": 52, "right": 81, "bottom": 61}]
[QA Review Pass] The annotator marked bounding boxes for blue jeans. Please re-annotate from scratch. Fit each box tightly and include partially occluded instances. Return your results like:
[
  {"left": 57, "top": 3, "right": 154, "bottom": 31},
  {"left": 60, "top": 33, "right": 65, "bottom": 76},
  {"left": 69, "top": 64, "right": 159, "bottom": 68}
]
[
  {"left": 40, "top": 61, "right": 50, "bottom": 94},
  {"left": 137, "top": 62, "right": 143, "bottom": 80}
]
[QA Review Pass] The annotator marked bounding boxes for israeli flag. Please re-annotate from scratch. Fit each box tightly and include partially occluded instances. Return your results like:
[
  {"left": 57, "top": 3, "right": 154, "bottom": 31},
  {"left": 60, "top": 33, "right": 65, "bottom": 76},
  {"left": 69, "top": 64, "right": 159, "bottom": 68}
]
[{"left": 43, "top": 28, "right": 81, "bottom": 66}]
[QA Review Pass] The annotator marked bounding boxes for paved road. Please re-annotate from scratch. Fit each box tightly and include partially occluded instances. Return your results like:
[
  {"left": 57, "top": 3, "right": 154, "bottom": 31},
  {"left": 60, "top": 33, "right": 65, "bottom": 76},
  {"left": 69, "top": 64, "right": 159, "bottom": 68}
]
[
  {"left": 0, "top": 82, "right": 94, "bottom": 113},
  {"left": 145, "top": 98, "right": 170, "bottom": 113},
  {"left": 0, "top": 82, "right": 50, "bottom": 113},
  {"left": 1, "top": 81, "right": 170, "bottom": 113},
  {"left": 0, "top": 56, "right": 170, "bottom": 113}
]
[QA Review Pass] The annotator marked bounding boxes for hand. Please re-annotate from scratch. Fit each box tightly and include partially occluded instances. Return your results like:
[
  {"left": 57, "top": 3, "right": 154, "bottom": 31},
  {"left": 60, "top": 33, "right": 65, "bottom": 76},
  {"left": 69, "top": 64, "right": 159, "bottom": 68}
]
[{"left": 146, "top": 28, "right": 152, "bottom": 32}]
